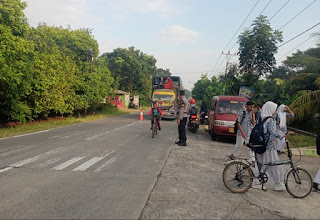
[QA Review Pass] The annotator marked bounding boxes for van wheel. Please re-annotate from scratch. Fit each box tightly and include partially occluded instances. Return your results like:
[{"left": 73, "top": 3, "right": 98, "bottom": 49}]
[{"left": 211, "top": 130, "right": 217, "bottom": 141}]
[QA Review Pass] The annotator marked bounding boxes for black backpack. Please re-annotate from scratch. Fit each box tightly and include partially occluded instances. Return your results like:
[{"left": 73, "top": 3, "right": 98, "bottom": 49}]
[
  {"left": 190, "top": 106, "right": 197, "bottom": 116},
  {"left": 247, "top": 116, "right": 273, "bottom": 154},
  {"left": 234, "top": 111, "right": 246, "bottom": 134}
]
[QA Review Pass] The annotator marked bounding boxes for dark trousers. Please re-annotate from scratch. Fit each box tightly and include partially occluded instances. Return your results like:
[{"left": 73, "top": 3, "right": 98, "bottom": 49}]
[
  {"left": 178, "top": 117, "right": 187, "bottom": 143},
  {"left": 151, "top": 116, "right": 160, "bottom": 127}
]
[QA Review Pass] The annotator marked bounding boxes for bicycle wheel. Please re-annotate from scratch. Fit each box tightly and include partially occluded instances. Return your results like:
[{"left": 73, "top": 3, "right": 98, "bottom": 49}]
[
  {"left": 285, "top": 167, "right": 313, "bottom": 198},
  {"left": 223, "top": 161, "right": 253, "bottom": 193},
  {"left": 152, "top": 124, "right": 155, "bottom": 138}
]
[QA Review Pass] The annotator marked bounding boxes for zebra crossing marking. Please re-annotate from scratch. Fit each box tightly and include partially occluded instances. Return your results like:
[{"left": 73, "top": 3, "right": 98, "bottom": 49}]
[{"left": 52, "top": 157, "right": 85, "bottom": 171}]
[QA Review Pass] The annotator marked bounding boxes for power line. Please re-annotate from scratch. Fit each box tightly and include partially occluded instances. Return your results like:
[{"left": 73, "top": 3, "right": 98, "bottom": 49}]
[
  {"left": 278, "top": 0, "right": 318, "bottom": 30},
  {"left": 278, "top": 23, "right": 320, "bottom": 48},
  {"left": 277, "top": 35, "right": 315, "bottom": 61},
  {"left": 210, "top": 0, "right": 261, "bottom": 75},
  {"left": 269, "top": 0, "right": 291, "bottom": 21},
  {"left": 258, "top": 0, "right": 273, "bottom": 16},
  {"left": 172, "top": 70, "right": 212, "bottom": 75}
]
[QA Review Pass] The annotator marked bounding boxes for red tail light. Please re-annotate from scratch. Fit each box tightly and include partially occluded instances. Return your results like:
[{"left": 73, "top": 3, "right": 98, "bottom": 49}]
[{"left": 191, "top": 115, "right": 197, "bottom": 119}]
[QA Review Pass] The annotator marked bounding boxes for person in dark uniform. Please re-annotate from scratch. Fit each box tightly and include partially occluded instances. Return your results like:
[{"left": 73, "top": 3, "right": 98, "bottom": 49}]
[{"left": 175, "top": 90, "right": 190, "bottom": 146}]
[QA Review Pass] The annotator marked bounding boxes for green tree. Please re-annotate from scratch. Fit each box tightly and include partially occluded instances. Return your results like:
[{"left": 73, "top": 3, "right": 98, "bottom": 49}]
[
  {"left": 153, "top": 68, "right": 171, "bottom": 76},
  {"left": 0, "top": 0, "right": 35, "bottom": 123},
  {"left": 238, "top": 16, "right": 283, "bottom": 81},
  {"left": 102, "top": 47, "right": 157, "bottom": 103},
  {"left": 285, "top": 45, "right": 320, "bottom": 132},
  {"left": 192, "top": 74, "right": 223, "bottom": 105}
]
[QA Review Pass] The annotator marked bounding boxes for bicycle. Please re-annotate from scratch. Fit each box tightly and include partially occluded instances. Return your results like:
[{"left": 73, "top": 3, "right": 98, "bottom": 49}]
[
  {"left": 222, "top": 140, "right": 313, "bottom": 198},
  {"left": 152, "top": 115, "right": 161, "bottom": 138}
]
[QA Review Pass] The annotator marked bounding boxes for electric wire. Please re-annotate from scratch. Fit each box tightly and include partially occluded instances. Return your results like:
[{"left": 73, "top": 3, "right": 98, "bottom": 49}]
[
  {"left": 278, "top": 23, "right": 320, "bottom": 48},
  {"left": 210, "top": 0, "right": 261, "bottom": 75},
  {"left": 277, "top": 35, "right": 315, "bottom": 61},
  {"left": 278, "top": 0, "right": 317, "bottom": 30},
  {"left": 269, "top": 0, "right": 291, "bottom": 21}
]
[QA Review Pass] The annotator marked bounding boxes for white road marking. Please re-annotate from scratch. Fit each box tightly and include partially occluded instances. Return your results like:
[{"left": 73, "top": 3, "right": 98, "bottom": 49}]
[
  {"left": 0, "top": 130, "right": 50, "bottom": 140},
  {"left": 0, "top": 167, "right": 13, "bottom": 173},
  {"left": 72, "top": 157, "right": 104, "bottom": 171},
  {"left": 32, "top": 157, "right": 62, "bottom": 168},
  {"left": 73, "top": 150, "right": 115, "bottom": 171},
  {"left": 94, "top": 157, "right": 117, "bottom": 172},
  {"left": 86, "top": 122, "right": 136, "bottom": 140},
  {"left": 52, "top": 157, "right": 85, "bottom": 171},
  {"left": 10, "top": 147, "right": 65, "bottom": 167},
  {"left": 49, "top": 135, "right": 61, "bottom": 139},
  {"left": 0, "top": 145, "right": 37, "bottom": 157},
  {"left": 0, "top": 145, "right": 24, "bottom": 153}
]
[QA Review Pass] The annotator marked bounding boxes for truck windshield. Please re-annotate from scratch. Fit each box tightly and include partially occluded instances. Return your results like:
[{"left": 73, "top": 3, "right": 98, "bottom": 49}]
[
  {"left": 153, "top": 94, "right": 174, "bottom": 101},
  {"left": 217, "top": 100, "right": 246, "bottom": 114}
]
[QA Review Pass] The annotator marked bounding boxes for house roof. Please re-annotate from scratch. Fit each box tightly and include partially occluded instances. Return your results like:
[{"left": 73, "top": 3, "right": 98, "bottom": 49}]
[{"left": 115, "top": 90, "right": 130, "bottom": 95}]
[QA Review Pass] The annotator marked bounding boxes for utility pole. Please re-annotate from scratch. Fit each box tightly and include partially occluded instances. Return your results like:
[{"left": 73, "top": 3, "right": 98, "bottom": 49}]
[{"left": 222, "top": 50, "right": 236, "bottom": 95}]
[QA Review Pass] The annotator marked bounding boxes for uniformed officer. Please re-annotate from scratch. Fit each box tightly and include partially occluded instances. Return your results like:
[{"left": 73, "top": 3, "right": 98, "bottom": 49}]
[{"left": 175, "top": 90, "right": 190, "bottom": 146}]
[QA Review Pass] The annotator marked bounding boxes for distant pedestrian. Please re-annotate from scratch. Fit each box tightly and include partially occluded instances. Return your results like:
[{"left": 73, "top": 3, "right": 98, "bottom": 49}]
[
  {"left": 164, "top": 77, "right": 174, "bottom": 90},
  {"left": 229, "top": 101, "right": 255, "bottom": 160},
  {"left": 158, "top": 77, "right": 165, "bottom": 89},
  {"left": 255, "top": 103, "right": 262, "bottom": 124},
  {"left": 200, "top": 101, "right": 208, "bottom": 114},
  {"left": 275, "top": 104, "right": 294, "bottom": 154},
  {"left": 313, "top": 132, "right": 320, "bottom": 192},
  {"left": 255, "top": 101, "right": 293, "bottom": 191}
]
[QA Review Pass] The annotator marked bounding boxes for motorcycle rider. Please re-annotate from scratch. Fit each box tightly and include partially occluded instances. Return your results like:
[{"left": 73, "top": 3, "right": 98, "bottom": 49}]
[
  {"left": 189, "top": 99, "right": 198, "bottom": 120},
  {"left": 200, "top": 101, "right": 208, "bottom": 124}
]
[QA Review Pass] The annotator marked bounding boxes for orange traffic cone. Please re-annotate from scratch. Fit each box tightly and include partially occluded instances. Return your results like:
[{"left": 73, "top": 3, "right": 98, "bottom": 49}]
[{"left": 139, "top": 110, "right": 144, "bottom": 120}]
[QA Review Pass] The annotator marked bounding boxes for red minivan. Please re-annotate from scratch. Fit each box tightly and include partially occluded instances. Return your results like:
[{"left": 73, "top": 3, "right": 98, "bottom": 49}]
[{"left": 208, "top": 96, "right": 248, "bottom": 141}]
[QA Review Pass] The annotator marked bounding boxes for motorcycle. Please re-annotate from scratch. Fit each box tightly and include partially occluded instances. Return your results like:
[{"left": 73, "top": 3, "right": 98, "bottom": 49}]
[
  {"left": 188, "top": 115, "right": 199, "bottom": 133},
  {"left": 199, "top": 111, "right": 209, "bottom": 125}
]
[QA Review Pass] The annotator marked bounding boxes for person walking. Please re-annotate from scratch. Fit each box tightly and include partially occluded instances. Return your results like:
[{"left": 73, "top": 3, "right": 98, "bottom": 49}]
[
  {"left": 275, "top": 104, "right": 294, "bottom": 154},
  {"left": 255, "top": 101, "right": 293, "bottom": 191},
  {"left": 313, "top": 132, "right": 320, "bottom": 192},
  {"left": 229, "top": 101, "right": 255, "bottom": 160},
  {"left": 255, "top": 103, "right": 262, "bottom": 124},
  {"left": 175, "top": 90, "right": 189, "bottom": 146}
]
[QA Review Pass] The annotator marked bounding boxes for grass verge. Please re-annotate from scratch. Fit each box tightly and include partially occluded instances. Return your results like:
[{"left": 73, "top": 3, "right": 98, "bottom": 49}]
[
  {"left": 0, "top": 108, "right": 128, "bottom": 139},
  {"left": 287, "top": 133, "right": 316, "bottom": 148}
]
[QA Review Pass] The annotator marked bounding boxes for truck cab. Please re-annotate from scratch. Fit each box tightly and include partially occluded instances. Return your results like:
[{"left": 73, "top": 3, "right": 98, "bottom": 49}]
[{"left": 152, "top": 89, "right": 177, "bottom": 119}]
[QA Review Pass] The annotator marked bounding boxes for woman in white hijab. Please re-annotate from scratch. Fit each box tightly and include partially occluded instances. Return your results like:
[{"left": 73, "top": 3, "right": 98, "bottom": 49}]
[
  {"left": 275, "top": 104, "right": 294, "bottom": 153},
  {"left": 256, "top": 101, "right": 293, "bottom": 191}
]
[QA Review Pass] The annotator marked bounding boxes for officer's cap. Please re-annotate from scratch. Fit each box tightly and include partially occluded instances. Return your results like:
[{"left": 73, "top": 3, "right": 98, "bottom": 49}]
[{"left": 179, "top": 90, "right": 185, "bottom": 95}]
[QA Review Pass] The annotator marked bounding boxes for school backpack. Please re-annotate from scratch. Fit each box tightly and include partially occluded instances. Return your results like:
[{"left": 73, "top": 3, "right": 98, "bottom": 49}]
[
  {"left": 190, "top": 106, "right": 197, "bottom": 116},
  {"left": 246, "top": 116, "right": 273, "bottom": 154},
  {"left": 234, "top": 111, "right": 246, "bottom": 134},
  {"left": 317, "top": 132, "right": 320, "bottom": 156}
]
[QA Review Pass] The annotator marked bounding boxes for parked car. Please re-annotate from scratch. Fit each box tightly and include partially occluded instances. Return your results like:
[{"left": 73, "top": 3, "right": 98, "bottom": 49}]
[{"left": 208, "top": 96, "right": 248, "bottom": 141}]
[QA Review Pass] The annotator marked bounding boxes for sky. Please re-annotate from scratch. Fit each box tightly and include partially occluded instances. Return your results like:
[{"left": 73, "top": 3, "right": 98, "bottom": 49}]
[{"left": 24, "top": 0, "right": 320, "bottom": 90}]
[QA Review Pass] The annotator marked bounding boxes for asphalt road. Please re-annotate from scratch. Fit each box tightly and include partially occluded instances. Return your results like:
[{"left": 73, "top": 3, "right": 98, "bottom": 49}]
[{"left": 0, "top": 111, "right": 177, "bottom": 219}]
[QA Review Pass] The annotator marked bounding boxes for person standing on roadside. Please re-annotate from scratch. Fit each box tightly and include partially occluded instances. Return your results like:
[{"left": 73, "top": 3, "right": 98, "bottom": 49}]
[
  {"left": 313, "top": 132, "right": 320, "bottom": 192},
  {"left": 275, "top": 104, "right": 294, "bottom": 154},
  {"left": 175, "top": 90, "right": 189, "bottom": 146},
  {"left": 229, "top": 101, "right": 255, "bottom": 160}
]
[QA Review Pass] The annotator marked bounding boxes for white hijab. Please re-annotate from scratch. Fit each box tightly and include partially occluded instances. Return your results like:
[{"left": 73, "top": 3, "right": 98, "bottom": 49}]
[
  {"left": 277, "top": 104, "right": 287, "bottom": 128},
  {"left": 261, "top": 101, "right": 278, "bottom": 133}
]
